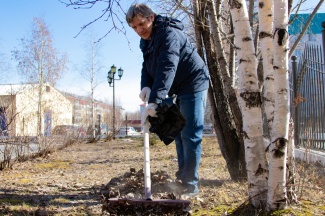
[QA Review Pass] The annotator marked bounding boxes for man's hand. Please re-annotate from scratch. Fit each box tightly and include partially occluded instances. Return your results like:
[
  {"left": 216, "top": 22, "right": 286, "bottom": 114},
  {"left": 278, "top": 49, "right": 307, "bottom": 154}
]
[
  {"left": 139, "top": 87, "right": 151, "bottom": 102},
  {"left": 141, "top": 103, "right": 158, "bottom": 125}
]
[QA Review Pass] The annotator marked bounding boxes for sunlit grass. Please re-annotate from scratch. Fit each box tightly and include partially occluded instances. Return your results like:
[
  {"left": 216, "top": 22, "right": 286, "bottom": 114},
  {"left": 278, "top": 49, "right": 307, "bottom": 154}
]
[
  {"left": 35, "top": 160, "right": 70, "bottom": 169},
  {"left": 49, "top": 197, "right": 71, "bottom": 204}
]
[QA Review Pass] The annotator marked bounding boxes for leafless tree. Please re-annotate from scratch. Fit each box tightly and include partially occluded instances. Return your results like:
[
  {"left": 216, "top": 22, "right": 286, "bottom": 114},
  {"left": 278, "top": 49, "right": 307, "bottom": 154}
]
[
  {"left": 78, "top": 29, "right": 105, "bottom": 138},
  {"left": 58, "top": 0, "right": 127, "bottom": 42},
  {"left": 12, "top": 17, "right": 68, "bottom": 136}
]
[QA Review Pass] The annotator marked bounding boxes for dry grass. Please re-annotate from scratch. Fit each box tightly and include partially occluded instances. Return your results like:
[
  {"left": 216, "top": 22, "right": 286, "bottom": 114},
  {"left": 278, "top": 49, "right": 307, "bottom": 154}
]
[{"left": 0, "top": 136, "right": 324, "bottom": 215}]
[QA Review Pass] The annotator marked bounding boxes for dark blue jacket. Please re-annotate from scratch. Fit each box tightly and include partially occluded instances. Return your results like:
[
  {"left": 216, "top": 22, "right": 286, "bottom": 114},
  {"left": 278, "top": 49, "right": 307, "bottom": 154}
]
[{"left": 140, "top": 15, "right": 209, "bottom": 104}]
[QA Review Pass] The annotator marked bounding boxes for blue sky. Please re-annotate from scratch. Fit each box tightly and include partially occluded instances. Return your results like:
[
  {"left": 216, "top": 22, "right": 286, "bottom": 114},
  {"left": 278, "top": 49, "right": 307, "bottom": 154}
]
[
  {"left": 0, "top": 0, "right": 323, "bottom": 112},
  {"left": 0, "top": 0, "right": 143, "bottom": 112}
]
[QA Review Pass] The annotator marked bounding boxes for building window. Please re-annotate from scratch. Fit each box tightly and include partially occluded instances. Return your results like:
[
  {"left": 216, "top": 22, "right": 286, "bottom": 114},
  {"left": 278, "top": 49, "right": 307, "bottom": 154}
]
[{"left": 46, "top": 86, "right": 50, "bottom": 92}]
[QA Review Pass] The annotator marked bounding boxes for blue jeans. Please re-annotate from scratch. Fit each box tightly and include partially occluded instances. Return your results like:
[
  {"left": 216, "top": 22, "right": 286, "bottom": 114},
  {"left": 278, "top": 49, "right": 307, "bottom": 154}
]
[{"left": 174, "top": 89, "right": 207, "bottom": 192}]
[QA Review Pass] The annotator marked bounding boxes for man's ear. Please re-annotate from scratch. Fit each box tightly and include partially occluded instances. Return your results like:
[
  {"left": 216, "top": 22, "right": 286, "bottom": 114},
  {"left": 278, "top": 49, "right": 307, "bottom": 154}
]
[{"left": 149, "top": 14, "right": 155, "bottom": 22}]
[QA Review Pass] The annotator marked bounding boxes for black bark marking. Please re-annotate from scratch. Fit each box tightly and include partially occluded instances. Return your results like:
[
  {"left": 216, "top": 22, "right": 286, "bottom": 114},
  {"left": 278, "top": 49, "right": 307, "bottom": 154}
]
[
  {"left": 242, "top": 36, "right": 252, "bottom": 41},
  {"left": 259, "top": 31, "right": 272, "bottom": 39},
  {"left": 277, "top": 138, "right": 286, "bottom": 149},
  {"left": 255, "top": 163, "right": 268, "bottom": 176},
  {"left": 273, "top": 28, "right": 288, "bottom": 46},
  {"left": 272, "top": 148, "right": 284, "bottom": 158},
  {"left": 239, "top": 59, "right": 251, "bottom": 64},
  {"left": 230, "top": 0, "right": 242, "bottom": 9},
  {"left": 271, "top": 138, "right": 288, "bottom": 158},
  {"left": 273, "top": 66, "right": 279, "bottom": 70},
  {"left": 277, "top": 29, "right": 286, "bottom": 46},
  {"left": 265, "top": 76, "right": 274, "bottom": 81},
  {"left": 278, "top": 88, "right": 288, "bottom": 94},
  {"left": 267, "top": 117, "right": 274, "bottom": 124},
  {"left": 240, "top": 92, "right": 262, "bottom": 108},
  {"left": 259, "top": 2, "right": 264, "bottom": 8}
]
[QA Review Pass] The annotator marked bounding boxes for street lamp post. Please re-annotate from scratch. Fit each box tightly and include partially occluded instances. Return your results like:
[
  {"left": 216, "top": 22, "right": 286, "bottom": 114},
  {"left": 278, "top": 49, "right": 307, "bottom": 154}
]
[{"left": 107, "top": 65, "right": 124, "bottom": 139}]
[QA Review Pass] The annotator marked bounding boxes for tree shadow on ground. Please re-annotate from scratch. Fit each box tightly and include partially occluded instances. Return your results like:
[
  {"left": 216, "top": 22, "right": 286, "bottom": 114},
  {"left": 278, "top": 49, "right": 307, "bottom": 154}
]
[
  {"left": 0, "top": 184, "right": 103, "bottom": 215},
  {"left": 199, "top": 178, "right": 226, "bottom": 187}
]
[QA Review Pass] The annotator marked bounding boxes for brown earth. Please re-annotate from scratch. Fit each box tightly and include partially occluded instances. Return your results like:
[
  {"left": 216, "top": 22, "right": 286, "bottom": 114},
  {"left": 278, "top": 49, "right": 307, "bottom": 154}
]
[{"left": 0, "top": 136, "right": 324, "bottom": 215}]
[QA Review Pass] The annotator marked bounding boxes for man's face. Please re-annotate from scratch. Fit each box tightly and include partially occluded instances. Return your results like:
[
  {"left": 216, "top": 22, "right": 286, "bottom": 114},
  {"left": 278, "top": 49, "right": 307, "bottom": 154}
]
[{"left": 129, "top": 14, "right": 154, "bottom": 40}]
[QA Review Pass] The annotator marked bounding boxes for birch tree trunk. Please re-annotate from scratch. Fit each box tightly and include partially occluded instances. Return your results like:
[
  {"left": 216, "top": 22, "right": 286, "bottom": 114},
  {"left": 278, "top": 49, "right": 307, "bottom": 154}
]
[
  {"left": 258, "top": 0, "right": 275, "bottom": 141},
  {"left": 229, "top": 0, "right": 268, "bottom": 207},
  {"left": 286, "top": 118, "right": 298, "bottom": 204},
  {"left": 267, "top": 0, "right": 290, "bottom": 211}
]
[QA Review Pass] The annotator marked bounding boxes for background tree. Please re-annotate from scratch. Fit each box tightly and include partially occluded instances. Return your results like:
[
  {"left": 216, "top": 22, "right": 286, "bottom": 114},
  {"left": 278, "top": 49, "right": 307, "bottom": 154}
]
[
  {"left": 78, "top": 29, "right": 105, "bottom": 139},
  {"left": 12, "top": 17, "right": 68, "bottom": 136}
]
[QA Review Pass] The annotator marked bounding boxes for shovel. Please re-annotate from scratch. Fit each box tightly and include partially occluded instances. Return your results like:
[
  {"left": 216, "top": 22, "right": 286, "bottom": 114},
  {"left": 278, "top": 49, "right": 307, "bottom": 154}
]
[
  {"left": 107, "top": 102, "right": 190, "bottom": 212},
  {"left": 143, "top": 108, "right": 152, "bottom": 200}
]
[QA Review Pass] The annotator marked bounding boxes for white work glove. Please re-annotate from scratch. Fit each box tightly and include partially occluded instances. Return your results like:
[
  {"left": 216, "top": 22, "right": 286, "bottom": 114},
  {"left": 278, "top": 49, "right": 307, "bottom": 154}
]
[
  {"left": 141, "top": 103, "right": 158, "bottom": 126},
  {"left": 139, "top": 87, "right": 151, "bottom": 102}
]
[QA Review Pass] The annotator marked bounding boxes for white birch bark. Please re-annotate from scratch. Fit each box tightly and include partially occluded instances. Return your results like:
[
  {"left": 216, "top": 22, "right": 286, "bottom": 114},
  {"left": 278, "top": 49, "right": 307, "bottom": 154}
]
[
  {"left": 258, "top": 0, "right": 275, "bottom": 141},
  {"left": 208, "top": 0, "right": 242, "bottom": 131},
  {"left": 286, "top": 118, "right": 298, "bottom": 203},
  {"left": 267, "top": 0, "right": 290, "bottom": 211},
  {"left": 229, "top": 0, "right": 268, "bottom": 207}
]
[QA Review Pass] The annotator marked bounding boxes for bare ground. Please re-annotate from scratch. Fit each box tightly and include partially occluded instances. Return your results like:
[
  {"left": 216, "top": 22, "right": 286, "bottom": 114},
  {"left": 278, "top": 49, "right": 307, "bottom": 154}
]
[{"left": 0, "top": 136, "right": 324, "bottom": 215}]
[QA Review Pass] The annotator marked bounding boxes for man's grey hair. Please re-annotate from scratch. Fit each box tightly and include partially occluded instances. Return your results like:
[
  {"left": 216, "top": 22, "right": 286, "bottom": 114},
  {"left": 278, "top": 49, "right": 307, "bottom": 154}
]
[{"left": 126, "top": 3, "right": 156, "bottom": 24}]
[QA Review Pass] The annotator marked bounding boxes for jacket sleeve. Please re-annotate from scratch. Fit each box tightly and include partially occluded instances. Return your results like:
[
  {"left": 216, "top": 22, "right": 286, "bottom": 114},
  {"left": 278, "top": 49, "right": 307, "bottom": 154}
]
[
  {"left": 140, "top": 61, "right": 154, "bottom": 90},
  {"left": 149, "top": 29, "right": 180, "bottom": 104}
]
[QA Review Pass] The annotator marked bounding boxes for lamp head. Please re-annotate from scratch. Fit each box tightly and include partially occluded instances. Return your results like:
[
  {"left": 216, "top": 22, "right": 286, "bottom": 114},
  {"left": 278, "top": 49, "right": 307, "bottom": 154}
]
[
  {"left": 107, "top": 76, "right": 112, "bottom": 85},
  {"left": 118, "top": 67, "right": 124, "bottom": 78},
  {"left": 107, "top": 70, "right": 114, "bottom": 85},
  {"left": 111, "top": 65, "right": 117, "bottom": 74}
]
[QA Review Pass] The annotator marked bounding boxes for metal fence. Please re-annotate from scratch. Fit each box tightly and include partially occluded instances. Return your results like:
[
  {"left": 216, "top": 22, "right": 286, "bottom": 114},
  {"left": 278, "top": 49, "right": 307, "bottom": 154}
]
[{"left": 291, "top": 43, "right": 325, "bottom": 151}]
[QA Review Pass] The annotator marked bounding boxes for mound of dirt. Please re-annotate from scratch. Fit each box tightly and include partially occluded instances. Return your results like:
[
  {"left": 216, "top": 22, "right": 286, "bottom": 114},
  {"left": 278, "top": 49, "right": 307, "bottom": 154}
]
[{"left": 100, "top": 168, "right": 191, "bottom": 215}]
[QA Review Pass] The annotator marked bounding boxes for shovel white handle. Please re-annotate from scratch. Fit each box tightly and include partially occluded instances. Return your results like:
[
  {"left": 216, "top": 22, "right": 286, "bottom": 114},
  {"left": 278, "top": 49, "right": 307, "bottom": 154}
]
[{"left": 143, "top": 103, "right": 152, "bottom": 200}]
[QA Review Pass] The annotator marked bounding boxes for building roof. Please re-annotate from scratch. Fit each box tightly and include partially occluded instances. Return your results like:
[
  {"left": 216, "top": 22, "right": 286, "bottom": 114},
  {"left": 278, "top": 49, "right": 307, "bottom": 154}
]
[
  {"left": 289, "top": 13, "right": 325, "bottom": 35},
  {"left": 61, "top": 91, "right": 111, "bottom": 109}
]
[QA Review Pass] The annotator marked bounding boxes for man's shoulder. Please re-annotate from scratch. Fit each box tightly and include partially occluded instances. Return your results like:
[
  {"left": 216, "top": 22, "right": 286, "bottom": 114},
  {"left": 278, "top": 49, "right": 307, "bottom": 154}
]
[{"left": 154, "top": 15, "right": 184, "bottom": 32}]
